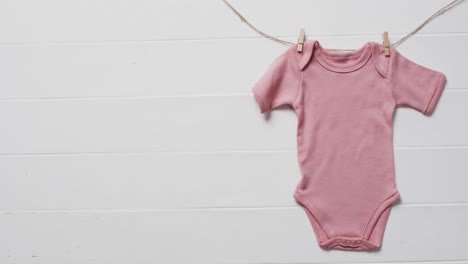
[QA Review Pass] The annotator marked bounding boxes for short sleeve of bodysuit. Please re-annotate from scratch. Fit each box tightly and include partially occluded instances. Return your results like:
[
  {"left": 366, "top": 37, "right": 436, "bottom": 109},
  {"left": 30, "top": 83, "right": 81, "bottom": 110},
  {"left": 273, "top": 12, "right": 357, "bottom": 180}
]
[
  {"left": 387, "top": 47, "right": 447, "bottom": 115},
  {"left": 251, "top": 47, "right": 301, "bottom": 113}
]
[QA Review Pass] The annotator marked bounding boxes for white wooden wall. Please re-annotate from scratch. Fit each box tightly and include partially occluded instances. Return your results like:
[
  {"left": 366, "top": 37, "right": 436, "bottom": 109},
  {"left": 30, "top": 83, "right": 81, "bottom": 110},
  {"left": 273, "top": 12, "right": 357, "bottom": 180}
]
[{"left": 0, "top": 0, "right": 467, "bottom": 263}]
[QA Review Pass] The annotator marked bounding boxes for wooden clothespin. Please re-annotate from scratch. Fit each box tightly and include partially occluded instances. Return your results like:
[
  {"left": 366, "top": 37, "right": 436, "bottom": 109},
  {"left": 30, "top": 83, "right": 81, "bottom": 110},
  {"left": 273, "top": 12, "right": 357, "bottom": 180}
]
[
  {"left": 297, "top": 28, "right": 305, "bottom": 53},
  {"left": 382, "top": 32, "right": 390, "bottom": 57}
]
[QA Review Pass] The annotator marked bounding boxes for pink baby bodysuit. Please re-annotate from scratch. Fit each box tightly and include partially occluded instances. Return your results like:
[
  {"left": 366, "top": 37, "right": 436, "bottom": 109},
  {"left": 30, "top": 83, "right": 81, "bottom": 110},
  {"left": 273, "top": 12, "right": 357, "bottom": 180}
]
[{"left": 252, "top": 39, "right": 446, "bottom": 251}]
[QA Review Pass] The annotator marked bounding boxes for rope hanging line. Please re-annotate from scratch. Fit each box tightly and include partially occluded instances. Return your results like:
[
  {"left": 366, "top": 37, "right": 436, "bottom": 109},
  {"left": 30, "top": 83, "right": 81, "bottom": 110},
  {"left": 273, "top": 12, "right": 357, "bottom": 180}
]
[
  {"left": 392, "top": 0, "right": 464, "bottom": 47},
  {"left": 222, "top": 0, "right": 465, "bottom": 48}
]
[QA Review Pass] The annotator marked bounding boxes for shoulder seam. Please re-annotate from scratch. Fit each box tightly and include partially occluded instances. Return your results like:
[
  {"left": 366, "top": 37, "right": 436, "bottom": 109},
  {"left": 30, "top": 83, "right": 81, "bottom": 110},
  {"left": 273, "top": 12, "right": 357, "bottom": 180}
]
[
  {"left": 370, "top": 42, "right": 389, "bottom": 79},
  {"left": 387, "top": 47, "right": 398, "bottom": 105},
  {"left": 293, "top": 70, "right": 303, "bottom": 109},
  {"left": 290, "top": 45, "right": 303, "bottom": 107},
  {"left": 371, "top": 42, "right": 398, "bottom": 105}
]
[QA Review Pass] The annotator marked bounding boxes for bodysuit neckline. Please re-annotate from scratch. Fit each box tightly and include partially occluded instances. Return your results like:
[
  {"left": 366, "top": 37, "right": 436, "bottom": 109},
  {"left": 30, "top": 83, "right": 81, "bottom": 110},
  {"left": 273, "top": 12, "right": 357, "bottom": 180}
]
[{"left": 313, "top": 40, "right": 373, "bottom": 73}]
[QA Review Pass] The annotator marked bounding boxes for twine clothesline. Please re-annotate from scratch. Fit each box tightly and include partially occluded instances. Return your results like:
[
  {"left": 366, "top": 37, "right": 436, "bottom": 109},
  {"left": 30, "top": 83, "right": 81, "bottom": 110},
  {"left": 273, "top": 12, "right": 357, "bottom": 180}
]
[{"left": 222, "top": 0, "right": 465, "bottom": 49}]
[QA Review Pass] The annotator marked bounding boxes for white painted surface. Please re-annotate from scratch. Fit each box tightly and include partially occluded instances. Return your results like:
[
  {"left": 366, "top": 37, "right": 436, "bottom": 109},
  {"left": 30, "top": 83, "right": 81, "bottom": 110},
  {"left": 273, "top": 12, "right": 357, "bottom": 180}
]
[{"left": 0, "top": 0, "right": 467, "bottom": 263}]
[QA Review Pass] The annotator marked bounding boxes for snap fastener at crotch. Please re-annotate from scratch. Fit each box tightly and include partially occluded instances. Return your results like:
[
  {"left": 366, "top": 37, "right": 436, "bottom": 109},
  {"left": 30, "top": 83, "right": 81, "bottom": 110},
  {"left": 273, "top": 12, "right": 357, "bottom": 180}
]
[{"left": 321, "top": 237, "right": 378, "bottom": 251}]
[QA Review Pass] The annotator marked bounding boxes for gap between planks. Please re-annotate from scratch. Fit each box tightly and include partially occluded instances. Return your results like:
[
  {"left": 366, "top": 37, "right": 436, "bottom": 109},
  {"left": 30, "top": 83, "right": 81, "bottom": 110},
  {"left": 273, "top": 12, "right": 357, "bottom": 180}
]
[
  {"left": 1, "top": 32, "right": 468, "bottom": 47},
  {"left": 0, "top": 145, "right": 468, "bottom": 157},
  {"left": 1, "top": 203, "right": 468, "bottom": 214},
  {"left": 249, "top": 260, "right": 468, "bottom": 264},
  {"left": 0, "top": 89, "right": 467, "bottom": 102}
]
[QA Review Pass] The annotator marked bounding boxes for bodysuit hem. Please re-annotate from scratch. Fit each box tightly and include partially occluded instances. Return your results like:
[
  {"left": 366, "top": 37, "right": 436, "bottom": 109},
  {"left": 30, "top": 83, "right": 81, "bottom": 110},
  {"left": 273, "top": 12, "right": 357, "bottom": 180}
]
[
  {"left": 362, "top": 190, "right": 400, "bottom": 240},
  {"left": 251, "top": 84, "right": 269, "bottom": 113},
  {"left": 293, "top": 189, "right": 400, "bottom": 251},
  {"left": 423, "top": 72, "right": 447, "bottom": 115},
  {"left": 293, "top": 191, "right": 335, "bottom": 242}
]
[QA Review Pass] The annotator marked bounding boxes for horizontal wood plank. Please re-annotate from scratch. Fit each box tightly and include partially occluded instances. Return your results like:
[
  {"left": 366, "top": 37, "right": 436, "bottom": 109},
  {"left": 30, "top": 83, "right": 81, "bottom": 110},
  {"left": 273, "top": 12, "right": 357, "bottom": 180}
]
[
  {"left": 0, "top": 91, "right": 466, "bottom": 154},
  {"left": 0, "top": 0, "right": 466, "bottom": 44},
  {"left": 0, "top": 148, "right": 467, "bottom": 210},
  {"left": 0, "top": 205, "right": 467, "bottom": 263},
  {"left": 0, "top": 34, "right": 465, "bottom": 99}
]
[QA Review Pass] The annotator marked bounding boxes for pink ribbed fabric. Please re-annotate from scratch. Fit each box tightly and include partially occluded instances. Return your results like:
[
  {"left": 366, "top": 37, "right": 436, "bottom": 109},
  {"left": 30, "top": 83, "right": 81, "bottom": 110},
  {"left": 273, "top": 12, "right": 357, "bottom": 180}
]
[{"left": 252, "top": 39, "right": 446, "bottom": 251}]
